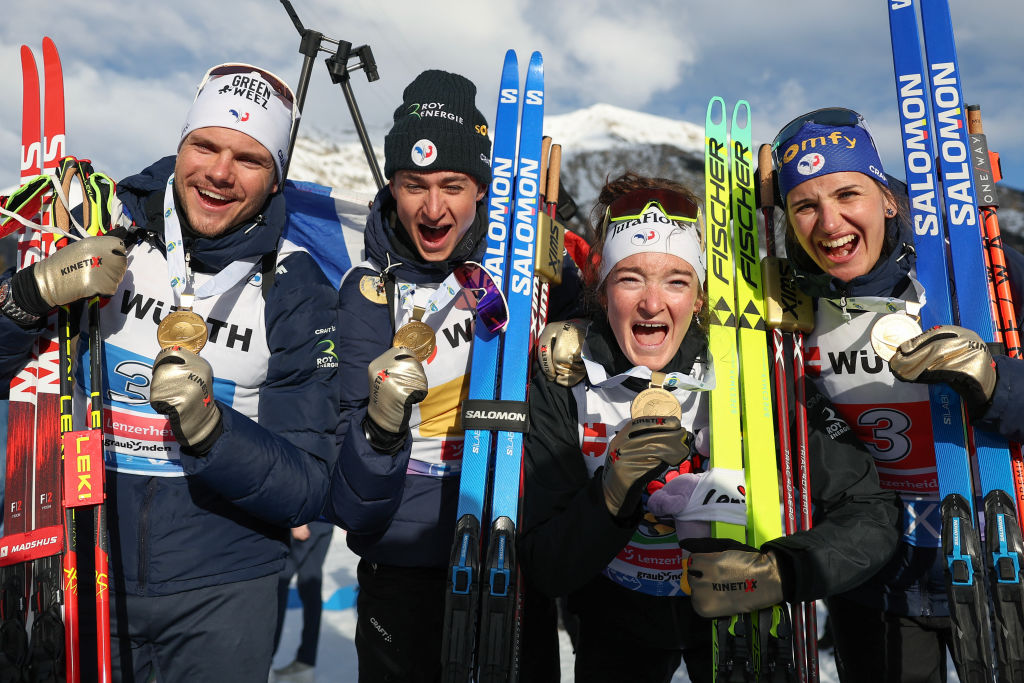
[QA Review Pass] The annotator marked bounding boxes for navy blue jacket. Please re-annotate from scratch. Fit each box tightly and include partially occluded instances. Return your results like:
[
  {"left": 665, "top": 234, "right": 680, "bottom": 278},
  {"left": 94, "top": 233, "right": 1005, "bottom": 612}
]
[
  {"left": 326, "top": 186, "right": 584, "bottom": 568},
  {"left": 0, "top": 157, "right": 340, "bottom": 596},
  {"left": 793, "top": 214, "right": 1024, "bottom": 616}
]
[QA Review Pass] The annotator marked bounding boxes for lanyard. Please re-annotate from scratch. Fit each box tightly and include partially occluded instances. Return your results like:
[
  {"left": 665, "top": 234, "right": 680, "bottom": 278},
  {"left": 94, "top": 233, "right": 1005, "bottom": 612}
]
[
  {"left": 395, "top": 271, "right": 465, "bottom": 323},
  {"left": 821, "top": 275, "right": 926, "bottom": 320},
  {"left": 582, "top": 353, "right": 715, "bottom": 393},
  {"left": 163, "top": 174, "right": 260, "bottom": 308}
]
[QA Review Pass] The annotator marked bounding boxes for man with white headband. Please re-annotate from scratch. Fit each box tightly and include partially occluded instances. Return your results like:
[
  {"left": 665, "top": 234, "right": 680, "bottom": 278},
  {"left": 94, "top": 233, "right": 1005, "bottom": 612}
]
[{"left": 0, "top": 63, "right": 339, "bottom": 681}]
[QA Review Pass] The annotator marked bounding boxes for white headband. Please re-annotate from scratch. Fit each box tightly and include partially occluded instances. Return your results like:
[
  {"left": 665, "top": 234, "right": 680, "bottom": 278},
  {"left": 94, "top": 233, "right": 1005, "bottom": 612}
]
[
  {"left": 179, "top": 69, "right": 295, "bottom": 183},
  {"left": 599, "top": 207, "right": 706, "bottom": 286}
]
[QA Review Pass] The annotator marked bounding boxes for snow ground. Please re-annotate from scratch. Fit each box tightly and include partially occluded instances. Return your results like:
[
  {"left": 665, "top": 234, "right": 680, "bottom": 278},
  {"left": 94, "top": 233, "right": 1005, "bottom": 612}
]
[{"left": 274, "top": 527, "right": 958, "bottom": 683}]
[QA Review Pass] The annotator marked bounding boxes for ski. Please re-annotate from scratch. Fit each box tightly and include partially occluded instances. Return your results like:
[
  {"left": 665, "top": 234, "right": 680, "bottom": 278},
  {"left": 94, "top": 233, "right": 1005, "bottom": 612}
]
[
  {"left": 0, "top": 43, "right": 44, "bottom": 680},
  {"left": 28, "top": 37, "right": 70, "bottom": 683},
  {"left": 704, "top": 96, "right": 751, "bottom": 683},
  {"left": 728, "top": 102, "right": 796, "bottom": 683},
  {"left": 476, "top": 50, "right": 543, "bottom": 683},
  {"left": 443, "top": 49, "right": 520, "bottom": 683},
  {"left": 888, "top": 0, "right": 1024, "bottom": 679},
  {"left": 705, "top": 98, "right": 796, "bottom": 682},
  {"left": 443, "top": 50, "right": 546, "bottom": 682}
]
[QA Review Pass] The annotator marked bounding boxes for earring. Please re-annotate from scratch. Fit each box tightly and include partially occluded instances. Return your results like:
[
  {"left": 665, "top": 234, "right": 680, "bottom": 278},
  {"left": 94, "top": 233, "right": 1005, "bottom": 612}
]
[{"left": 885, "top": 208, "right": 896, "bottom": 217}]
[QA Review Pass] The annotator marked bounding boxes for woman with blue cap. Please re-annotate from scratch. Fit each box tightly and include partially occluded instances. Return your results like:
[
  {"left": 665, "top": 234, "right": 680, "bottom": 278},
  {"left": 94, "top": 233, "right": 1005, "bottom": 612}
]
[{"left": 773, "top": 107, "right": 1024, "bottom": 682}]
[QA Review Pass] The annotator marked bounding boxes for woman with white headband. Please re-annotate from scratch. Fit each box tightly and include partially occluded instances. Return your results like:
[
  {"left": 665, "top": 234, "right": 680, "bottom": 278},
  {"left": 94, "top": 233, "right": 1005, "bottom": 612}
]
[{"left": 520, "top": 172, "right": 899, "bottom": 682}]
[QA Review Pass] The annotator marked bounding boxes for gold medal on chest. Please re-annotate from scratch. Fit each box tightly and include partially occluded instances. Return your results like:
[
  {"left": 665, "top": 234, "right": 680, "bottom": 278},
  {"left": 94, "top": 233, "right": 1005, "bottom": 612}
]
[
  {"left": 392, "top": 319, "right": 436, "bottom": 363},
  {"left": 870, "top": 312, "right": 923, "bottom": 362},
  {"left": 630, "top": 372, "right": 682, "bottom": 420},
  {"left": 156, "top": 309, "right": 208, "bottom": 354}
]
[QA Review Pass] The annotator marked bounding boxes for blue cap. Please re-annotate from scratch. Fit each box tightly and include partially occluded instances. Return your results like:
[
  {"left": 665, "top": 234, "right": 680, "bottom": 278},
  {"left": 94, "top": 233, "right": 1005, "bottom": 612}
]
[{"left": 776, "top": 121, "right": 887, "bottom": 201}]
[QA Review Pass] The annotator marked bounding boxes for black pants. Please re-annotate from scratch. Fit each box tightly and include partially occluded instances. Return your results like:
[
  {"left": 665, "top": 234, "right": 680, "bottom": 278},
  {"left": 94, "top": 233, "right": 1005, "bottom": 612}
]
[
  {"left": 827, "top": 594, "right": 955, "bottom": 683},
  {"left": 355, "top": 560, "right": 559, "bottom": 683},
  {"left": 567, "top": 575, "right": 713, "bottom": 683},
  {"left": 108, "top": 573, "right": 278, "bottom": 683},
  {"left": 273, "top": 521, "right": 334, "bottom": 665}
]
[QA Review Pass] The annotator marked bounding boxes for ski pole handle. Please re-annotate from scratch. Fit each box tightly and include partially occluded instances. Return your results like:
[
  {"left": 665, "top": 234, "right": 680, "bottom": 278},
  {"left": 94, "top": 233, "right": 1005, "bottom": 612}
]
[{"left": 547, "top": 144, "right": 561, "bottom": 213}]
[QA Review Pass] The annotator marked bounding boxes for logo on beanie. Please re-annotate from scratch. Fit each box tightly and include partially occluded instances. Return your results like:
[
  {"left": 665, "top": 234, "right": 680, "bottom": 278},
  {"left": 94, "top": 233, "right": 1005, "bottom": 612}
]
[
  {"left": 797, "top": 152, "right": 825, "bottom": 177},
  {"left": 412, "top": 139, "right": 437, "bottom": 167},
  {"left": 228, "top": 109, "right": 250, "bottom": 123},
  {"left": 631, "top": 229, "right": 660, "bottom": 246}
]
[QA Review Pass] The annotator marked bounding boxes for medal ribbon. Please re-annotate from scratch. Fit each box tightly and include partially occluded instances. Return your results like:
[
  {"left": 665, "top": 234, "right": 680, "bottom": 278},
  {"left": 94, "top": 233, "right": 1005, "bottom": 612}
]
[
  {"left": 582, "top": 354, "right": 715, "bottom": 393},
  {"left": 822, "top": 275, "right": 926, "bottom": 320},
  {"left": 395, "top": 271, "right": 466, "bottom": 324}
]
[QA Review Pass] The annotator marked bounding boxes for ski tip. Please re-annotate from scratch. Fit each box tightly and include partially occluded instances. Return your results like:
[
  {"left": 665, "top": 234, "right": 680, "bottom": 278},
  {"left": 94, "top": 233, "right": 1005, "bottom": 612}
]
[
  {"left": 503, "top": 49, "right": 518, "bottom": 67},
  {"left": 42, "top": 36, "right": 61, "bottom": 62},
  {"left": 705, "top": 97, "right": 726, "bottom": 126},
  {"left": 529, "top": 51, "right": 543, "bottom": 70},
  {"left": 731, "top": 100, "right": 751, "bottom": 132}
]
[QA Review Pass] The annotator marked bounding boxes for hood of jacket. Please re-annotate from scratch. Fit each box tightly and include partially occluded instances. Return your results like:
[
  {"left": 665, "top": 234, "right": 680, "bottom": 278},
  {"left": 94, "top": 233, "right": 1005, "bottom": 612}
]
[
  {"left": 116, "top": 155, "right": 286, "bottom": 273},
  {"left": 363, "top": 184, "right": 488, "bottom": 284}
]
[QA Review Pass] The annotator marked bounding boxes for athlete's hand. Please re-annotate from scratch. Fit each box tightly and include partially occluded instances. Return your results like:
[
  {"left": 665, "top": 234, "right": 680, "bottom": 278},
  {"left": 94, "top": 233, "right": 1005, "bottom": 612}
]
[
  {"left": 150, "top": 346, "right": 222, "bottom": 453},
  {"left": 890, "top": 325, "right": 996, "bottom": 413},
  {"left": 15, "top": 234, "right": 127, "bottom": 314},
  {"left": 364, "top": 347, "right": 428, "bottom": 453},
  {"left": 679, "top": 538, "right": 784, "bottom": 618},
  {"left": 537, "top": 319, "right": 586, "bottom": 387},
  {"left": 602, "top": 417, "right": 691, "bottom": 519}
]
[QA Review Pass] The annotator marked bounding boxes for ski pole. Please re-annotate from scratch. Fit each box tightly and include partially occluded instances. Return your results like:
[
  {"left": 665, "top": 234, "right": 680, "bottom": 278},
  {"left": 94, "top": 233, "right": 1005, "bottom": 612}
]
[
  {"left": 279, "top": 0, "right": 383, "bottom": 188},
  {"left": 758, "top": 143, "right": 818, "bottom": 682},
  {"left": 965, "top": 107, "right": 1024, "bottom": 682},
  {"left": 967, "top": 106, "right": 1024, "bottom": 528}
]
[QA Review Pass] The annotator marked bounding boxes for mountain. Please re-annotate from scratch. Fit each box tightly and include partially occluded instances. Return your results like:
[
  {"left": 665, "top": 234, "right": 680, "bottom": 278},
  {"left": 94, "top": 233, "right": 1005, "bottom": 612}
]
[
  {"left": 3, "top": 104, "right": 1022, "bottom": 270},
  {"left": 287, "top": 103, "right": 1024, "bottom": 248}
]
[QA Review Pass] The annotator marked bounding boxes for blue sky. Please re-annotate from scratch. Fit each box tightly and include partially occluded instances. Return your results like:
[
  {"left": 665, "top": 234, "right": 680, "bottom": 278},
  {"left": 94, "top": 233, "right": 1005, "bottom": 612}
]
[{"left": 2, "top": 0, "right": 1022, "bottom": 192}]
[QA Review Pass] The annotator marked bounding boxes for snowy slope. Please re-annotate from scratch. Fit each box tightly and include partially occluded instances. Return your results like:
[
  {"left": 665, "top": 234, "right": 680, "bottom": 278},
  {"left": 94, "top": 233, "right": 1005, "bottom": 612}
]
[{"left": 286, "top": 102, "right": 1023, "bottom": 241}]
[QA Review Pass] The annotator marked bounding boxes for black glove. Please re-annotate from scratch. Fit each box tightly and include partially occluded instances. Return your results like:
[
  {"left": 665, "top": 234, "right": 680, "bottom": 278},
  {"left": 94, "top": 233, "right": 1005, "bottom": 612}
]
[
  {"left": 364, "top": 347, "right": 428, "bottom": 454},
  {"left": 150, "top": 347, "right": 222, "bottom": 454},
  {"left": 679, "top": 537, "right": 784, "bottom": 618},
  {"left": 12, "top": 234, "right": 127, "bottom": 316},
  {"left": 889, "top": 325, "right": 996, "bottom": 414},
  {"left": 602, "top": 416, "right": 690, "bottom": 519}
]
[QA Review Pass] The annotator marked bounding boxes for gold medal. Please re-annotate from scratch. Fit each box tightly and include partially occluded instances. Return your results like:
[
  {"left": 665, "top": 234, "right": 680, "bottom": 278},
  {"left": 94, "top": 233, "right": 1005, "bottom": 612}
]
[
  {"left": 871, "top": 312, "right": 923, "bottom": 362},
  {"left": 156, "top": 309, "right": 208, "bottom": 354},
  {"left": 359, "top": 275, "right": 388, "bottom": 304},
  {"left": 392, "top": 319, "right": 436, "bottom": 363},
  {"left": 630, "top": 387, "right": 682, "bottom": 420}
]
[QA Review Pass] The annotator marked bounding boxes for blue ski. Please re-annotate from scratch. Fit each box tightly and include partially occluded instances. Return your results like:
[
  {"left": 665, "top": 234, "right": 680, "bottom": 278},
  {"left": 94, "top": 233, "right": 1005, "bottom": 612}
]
[
  {"left": 442, "top": 49, "right": 520, "bottom": 683},
  {"left": 888, "top": 0, "right": 1024, "bottom": 679},
  {"left": 477, "top": 51, "right": 544, "bottom": 683},
  {"left": 442, "top": 50, "right": 546, "bottom": 683}
]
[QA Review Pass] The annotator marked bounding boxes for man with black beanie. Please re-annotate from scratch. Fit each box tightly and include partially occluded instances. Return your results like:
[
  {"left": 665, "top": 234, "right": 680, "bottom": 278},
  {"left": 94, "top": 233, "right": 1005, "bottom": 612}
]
[{"left": 325, "top": 69, "right": 583, "bottom": 681}]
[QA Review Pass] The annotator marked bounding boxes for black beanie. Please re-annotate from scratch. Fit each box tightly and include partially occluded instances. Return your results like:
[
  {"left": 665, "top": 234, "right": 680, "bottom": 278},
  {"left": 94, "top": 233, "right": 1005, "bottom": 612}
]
[{"left": 384, "top": 69, "right": 492, "bottom": 186}]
